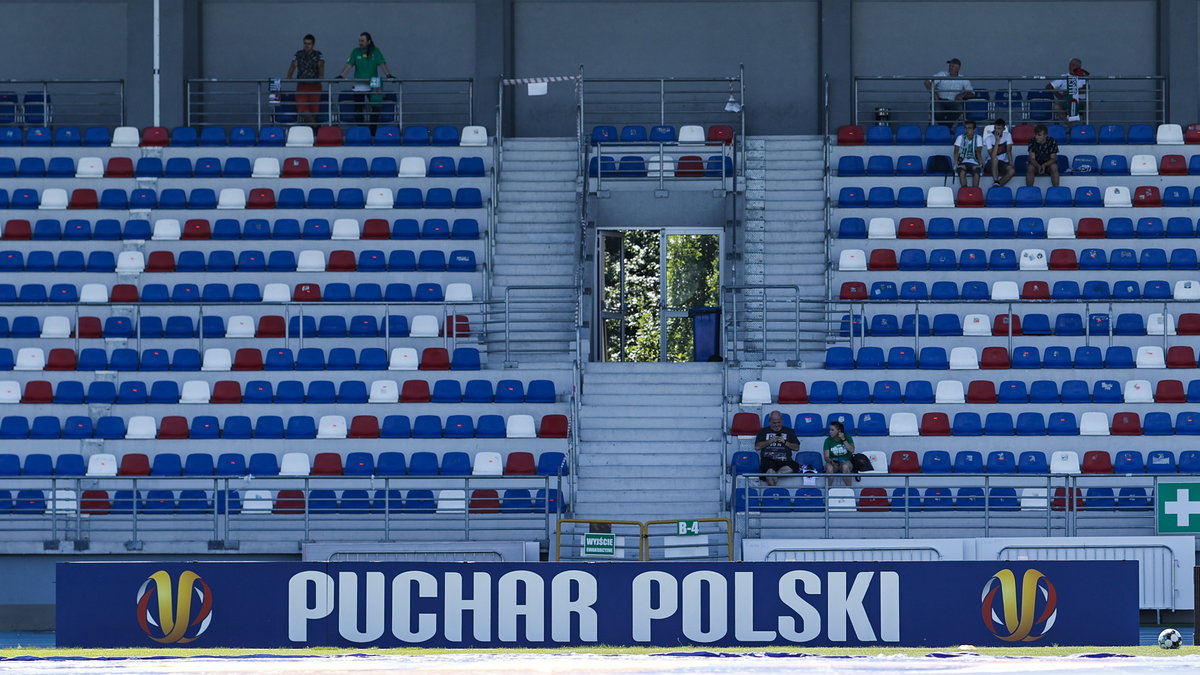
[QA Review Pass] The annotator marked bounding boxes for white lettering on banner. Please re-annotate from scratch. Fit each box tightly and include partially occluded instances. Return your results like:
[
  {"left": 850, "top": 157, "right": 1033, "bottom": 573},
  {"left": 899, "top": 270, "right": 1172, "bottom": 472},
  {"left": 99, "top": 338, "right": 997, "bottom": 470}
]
[
  {"left": 338, "top": 572, "right": 385, "bottom": 643},
  {"left": 827, "top": 572, "right": 875, "bottom": 642},
  {"left": 735, "top": 572, "right": 776, "bottom": 641},
  {"left": 682, "top": 571, "right": 727, "bottom": 643},
  {"left": 879, "top": 572, "right": 900, "bottom": 642},
  {"left": 777, "top": 570, "right": 822, "bottom": 642},
  {"left": 498, "top": 571, "right": 545, "bottom": 642},
  {"left": 443, "top": 572, "right": 492, "bottom": 642},
  {"left": 288, "top": 571, "right": 334, "bottom": 642},
  {"left": 551, "top": 571, "right": 598, "bottom": 642},
  {"left": 391, "top": 571, "right": 437, "bottom": 642},
  {"left": 631, "top": 571, "right": 678, "bottom": 642}
]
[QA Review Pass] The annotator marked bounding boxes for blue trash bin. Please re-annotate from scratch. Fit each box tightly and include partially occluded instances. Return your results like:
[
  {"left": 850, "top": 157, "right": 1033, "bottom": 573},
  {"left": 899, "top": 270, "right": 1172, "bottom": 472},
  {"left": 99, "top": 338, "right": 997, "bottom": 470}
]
[{"left": 689, "top": 307, "right": 721, "bottom": 361}]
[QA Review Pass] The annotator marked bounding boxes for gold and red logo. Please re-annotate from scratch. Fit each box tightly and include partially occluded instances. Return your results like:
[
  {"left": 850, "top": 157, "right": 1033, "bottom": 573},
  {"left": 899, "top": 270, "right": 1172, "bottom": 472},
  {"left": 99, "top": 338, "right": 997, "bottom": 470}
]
[
  {"left": 981, "top": 568, "right": 1057, "bottom": 642},
  {"left": 136, "top": 570, "right": 213, "bottom": 644}
]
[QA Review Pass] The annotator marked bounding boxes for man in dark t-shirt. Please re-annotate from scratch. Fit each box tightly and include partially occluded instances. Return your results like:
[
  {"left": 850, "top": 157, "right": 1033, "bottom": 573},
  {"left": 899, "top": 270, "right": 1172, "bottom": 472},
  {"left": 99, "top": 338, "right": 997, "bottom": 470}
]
[
  {"left": 754, "top": 410, "right": 800, "bottom": 486},
  {"left": 1025, "top": 124, "right": 1060, "bottom": 187}
]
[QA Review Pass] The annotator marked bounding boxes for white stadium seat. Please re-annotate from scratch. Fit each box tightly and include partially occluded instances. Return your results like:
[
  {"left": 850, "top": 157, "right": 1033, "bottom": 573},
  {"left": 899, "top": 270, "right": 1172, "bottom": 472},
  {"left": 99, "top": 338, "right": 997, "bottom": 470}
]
[
  {"left": 0, "top": 381, "right": 19, "bottom": 404},
  {"left": 1148, "top": 313, "right": 1175, "bottom": 336},
  {"left": 409, "top": 315, "right": 440, "bottom": 338},
  {"left": 369, "top": 380, "right": 399, "bottom": 403},
  {"left": 926, "top": 186, "right": 954, "bottom": 207},
  {"left": 1123, "top": 380, "right": 1153, "bottom": 403},
  {"left": 867, "top": 217, "right": 896, "bottom": 239},
  {"left": 241, "top": 490, "right": 273, "bottom": 512},
  {"left": 827, "top": 488, "right": 856, "bottom": 510},
  {"left": 1079, "top": 412, "right": 1109, "bottom": 436},
  {"left": 279, "top": 452, "right": 311, "bottom": 476},
  {"left": 888, "top": 412, "right": 918, "bottom": 436},
  {"left": 86, "top": 453, "right": 118, "bottom": 476},
  {"left": 949, "top": 347, "right": 979, "bottom": 370},
  {"left": 317, "top": 415, "right": 348, "bottom": 439},
  {"left": 116, "top": 251, "right": 146, "bottom": 273},
  {"left": 1174, "top": 280, "right": 1200, "bottom": 300},
  {"left": 1020, "top": 488, "right": 1047, "bottom": 510},
  {"left": 332, "top": 218, "right": 359, "bottom": 240},
  {"left": 286, "top": 126, "right": 315, "bottom": 147},
  {"left": 506, "top": 414, "right": 536, "bottom": 438},
  {"left": 201, "top": 348, "right": 232, "bottom": 371},
  {"left": 1135, "top": 346, "right": 1164, "bottom": 368},
  {"left": 40, "top": 316, "right": 71, "bottom": 339},
  {"left": 934, "top": 380, "right": 965, "bottom": 404},
  {"left": 437, "top": 490, "right": 466, "bottom": 512},
  {"left": 445, "top": 283, "right": 473, "bottom": 302},
  {"left": 1104, "top": 186, "right": 1131, "bottom": 207},
  {"left": 225, "top": 315, "right": 255, "bottom": 338},
  {"left": 49, "top": 489, "right": 77, "bottom": 514},
  {"left": 125, "top": 416, "right": 156, "bottom": 439},
  {"left": 14, "top": 348, "right": 44, "bottom": 371},
  {"left": 180, "top": 380, "right": 211, "bottom": 404},
  {"left": 459, "top": 126, "right": 488, "bottom": 146},
  {"left": 1130, "top": 154, "right": 1157, "bottom": 176},
  {"left": 1050, "top": 451, "right": 1081, "bottom": 474},
  {"left": 76, "top": 157, "right": 103, "bottom": 178},
  {"left": 217, "top": 188, "right": 246, "bottom": 209},
  {"left": 741, "top": 381, "right": 771, "bottom": 404},
  {"left": 838, "top": 249, "right": 865, "bottom": 271},
  {"left": 398, "top": 156, "right": 426, "bottom": 177},
  {"left": 861, "top": 450, "right": 888, "bottom": 473},
  {"left": 38, "top": 188, "right": 68, "bottom": 210},
  {"left": 962, "top": 314, "right": 989, "bottom": 336},
  {"left": 251, "top": 157, "right": 281, "bottom": 178},
  {"left": 990, "top": 281, "right": 1018, "bottom": 300},
  {"left": 296, "top": 249, "right": 326, "bottom": 272},
  {"left": 1019, "top": 249, "right": 1047, "bottom": 270},
  {"left": 1157, "top": 123, "right": 1184, "bottom": 145},
  {"left": 388, "top": 347, "right": 418, "bottom": 370},
  {"left": 678, "top": 125, "right": 705, "bottom": 143},
  {"left": 111, "top": 126, "right": 140, "bottom": 147},
  {"left": 365, "top": 188, "right": 393, "bottom": 209},
  {"left": 262, "top": 283, "right": 290, "bottom": 303},
  {"left": 80, "top": 284, "right": 108, "bottom": 303},
  {"left": 1046, "top": 217, "right": 1075, "bottom": 239},
  {"left": 152, "top": 219, "right": 181, "bottom": 240},
  {"left": 473, "top": 452, "right": 503, "bottom": 476}
]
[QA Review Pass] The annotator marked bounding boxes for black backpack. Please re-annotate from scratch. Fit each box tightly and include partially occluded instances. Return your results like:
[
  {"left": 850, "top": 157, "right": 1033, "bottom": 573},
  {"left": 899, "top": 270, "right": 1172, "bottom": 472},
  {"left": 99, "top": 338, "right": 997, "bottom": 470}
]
[
  {"left": 927, "top": 154, "right": 953, "bottom": 182},
  {"left": 850, "top": 453, "right": 874, "bottom": 473}
]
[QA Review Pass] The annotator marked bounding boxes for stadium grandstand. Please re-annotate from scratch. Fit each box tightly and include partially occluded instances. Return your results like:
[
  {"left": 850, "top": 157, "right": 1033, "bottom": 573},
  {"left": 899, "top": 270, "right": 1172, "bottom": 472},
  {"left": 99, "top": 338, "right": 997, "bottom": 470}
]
[{"left": 0, "top": 0, "right": 1197, "bottom": 635}]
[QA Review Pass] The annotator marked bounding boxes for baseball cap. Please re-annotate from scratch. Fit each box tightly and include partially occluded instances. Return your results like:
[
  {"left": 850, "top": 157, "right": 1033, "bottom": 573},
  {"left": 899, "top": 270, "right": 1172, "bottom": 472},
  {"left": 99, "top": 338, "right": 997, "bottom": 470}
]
[{"left": 947, "top": 58, "right": 962, "bottom": 66}]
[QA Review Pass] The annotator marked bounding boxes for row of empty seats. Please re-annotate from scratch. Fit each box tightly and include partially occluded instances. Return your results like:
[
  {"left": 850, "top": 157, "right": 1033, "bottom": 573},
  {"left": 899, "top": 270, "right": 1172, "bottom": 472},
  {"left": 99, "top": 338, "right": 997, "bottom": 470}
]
[
  {"left": 12, "top": 155, "right": 486, "bottom": 179},
  {"left": 588, "top": 154, "right": 733, "bottom": 178},
  {"left": 740, "top": 378, "right": 1200, "bottom": 405},
  {"left": 839, "top": 215, "right": 1200, "bottom": 239},
  {"left": 590, "top": 124, "right": 734, "bottom": 145},
  {"left": 840, "top": 247, "right": 1200, "bottom": 272},
  {"left": 734, "top": 486, "right": 1152, "bottom": 512},
  {"left": 731, "top": 447, "right": 1187, "bottom": 475},
  {"left": 837, "top": 123, "right": 1192, "bottom": 146},
  {"left": 0, "top": 345, "right": 482, "bottom": 372},
  {"left": 836, "top": 276, "right": 1198, "bottom": 302},
  {"left": 0, "top": 217, "right": 480, "bottom": 240},
  {"left": 731, "top": 408, "right": 1200, "bottom": 437},
  {"left": 0, "top": 125, "right": 487, "bottom": 148},
  {"left": 0, "top": 281, "right": 475, "bottom": 303},
  {"left": 0, "top": 186, "right": 485, "bottom": 210},
  {"left": 0, "top": 313, "right": 468, "bottom": 340},
  {"left": 825, "top": 345, "right": 1198, "bottom": 369},
  {"left": 0, "top": 378, "right": 554, "bottom": 405},
  {"left": 0, "top": 487, "right": 564, "bottom": 515},
  {"left": 0, "top": 248, "right": 477, "bottom": 273},
  {"left": 836, "top": 311, "right": 1193, "bottom": 337},
  {"left": 837, "top": 185, "right": 1200, "bottom": 208},
  {"left": 838, "top": 153, "right": 1200, "bottom": 177},
  {"left": 0, "top": 450, "right": 567, "bottom": 477}
]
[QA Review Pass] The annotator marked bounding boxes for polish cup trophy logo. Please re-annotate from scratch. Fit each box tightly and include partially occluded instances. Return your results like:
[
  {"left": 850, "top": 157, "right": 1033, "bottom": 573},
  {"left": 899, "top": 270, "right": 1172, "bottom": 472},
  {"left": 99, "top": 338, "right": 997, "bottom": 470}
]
[
  {"left": 981, "top": 569, "right": 1057, "bottom": 642},
  {"left": 136, "top": 570, "right": 214, "bottom": 644}
]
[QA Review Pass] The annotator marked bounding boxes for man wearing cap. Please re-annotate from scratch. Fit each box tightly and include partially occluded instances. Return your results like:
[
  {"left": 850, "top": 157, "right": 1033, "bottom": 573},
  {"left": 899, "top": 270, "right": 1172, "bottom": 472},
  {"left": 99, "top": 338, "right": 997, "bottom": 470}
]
[{"left": 925, "top": 58, "right": 976, "bottom": 126}]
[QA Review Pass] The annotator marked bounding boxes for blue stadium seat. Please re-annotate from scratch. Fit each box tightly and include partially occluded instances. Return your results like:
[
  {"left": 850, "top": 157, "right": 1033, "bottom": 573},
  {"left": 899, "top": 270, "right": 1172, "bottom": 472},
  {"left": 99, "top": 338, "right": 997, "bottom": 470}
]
[
  {"left": 903, "top": 380, "right": 934, "bottom": 403},
  {"left": 865, "top": 126, "right": 893, "bottom": 145},
  {"left": 983, "top": 412, "right": 1014, "bottom": 435},
  {"left": 1044, "top": 186, "right": 1073, "bottom": 206},
  {"left": 926, "top": 218, "right": 955, "bottom": 239},
  {"left": 1101, "top": 154, "right": 1130, "bottom": 175}
]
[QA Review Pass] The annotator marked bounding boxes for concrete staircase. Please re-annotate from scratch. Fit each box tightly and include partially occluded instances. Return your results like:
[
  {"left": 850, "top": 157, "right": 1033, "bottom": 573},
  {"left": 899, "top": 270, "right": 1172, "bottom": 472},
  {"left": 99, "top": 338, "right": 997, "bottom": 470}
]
[
  {"left": 574, "top": 362, "right": 725, "bottom": 520},
  {"left": 739, "top": 135, "right": 829, "bottom": 365},
  {"left": 485, "top": 137, "right": 580, "bottom": 364}
]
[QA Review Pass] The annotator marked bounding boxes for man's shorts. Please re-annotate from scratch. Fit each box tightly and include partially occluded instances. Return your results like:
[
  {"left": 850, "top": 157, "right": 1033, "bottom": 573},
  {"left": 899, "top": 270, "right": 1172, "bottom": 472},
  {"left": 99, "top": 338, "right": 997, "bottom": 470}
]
[
  {"left": 827, "top": 456, "right": 852, "bottom": 469},
  {"left": 957, "top": 162, "right": 982, "bottom": 175},
  {"left": 992, "top": 160, "right": 1011, "bottom": 174},
  {"left": 760, "top": 456, "right": 799, "bottom": 473}
]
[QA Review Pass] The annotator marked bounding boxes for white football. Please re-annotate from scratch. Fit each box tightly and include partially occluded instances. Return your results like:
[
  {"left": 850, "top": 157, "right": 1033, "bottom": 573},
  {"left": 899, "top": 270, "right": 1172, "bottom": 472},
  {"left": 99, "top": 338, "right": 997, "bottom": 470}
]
[{"left": 1158, "top": 628, "right": 1183, "bottom": 649}]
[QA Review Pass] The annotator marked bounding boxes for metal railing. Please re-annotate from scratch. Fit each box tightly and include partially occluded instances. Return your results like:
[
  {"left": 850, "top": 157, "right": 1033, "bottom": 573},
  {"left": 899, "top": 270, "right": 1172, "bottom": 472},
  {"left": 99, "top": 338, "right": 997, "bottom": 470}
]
[
  {"left": 587, "top": 141, "right": 737, "bottom": 193},
  {"left": 185, "top": 78, "right": 473, "bottom": 128},
  {"left": 0, "top": 474, "right": 564, "bottom": 550},
  {"left": 853, "top": 75, "right": 1166, "bottom": 127},
  {"left": 723, "top": 285, "right": 829, "bottom": 365},
  {"left": 555, "top": 518, "right": 733, "bottom": 561},
  {"left": 731, "top": 472, "right": 1167, "bottom": 542},
  {"left": 0, "top": 79, "right": 124, "bottom": 126}
]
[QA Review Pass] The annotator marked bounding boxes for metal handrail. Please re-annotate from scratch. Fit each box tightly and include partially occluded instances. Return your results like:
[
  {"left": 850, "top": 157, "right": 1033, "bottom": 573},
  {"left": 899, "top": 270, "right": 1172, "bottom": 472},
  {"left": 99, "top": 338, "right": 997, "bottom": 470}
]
[
  {"left": 185, "top": 77, "right": 473, "bottom": 128},
  {"left": 853, "top": 75, "right": 1167, "bottom": 127},
  {"left": 588, "top": 140, "right": 736, "bottom": 193},
  {"left": 0, "top": 79, "right": 125, "bottom": 126}
]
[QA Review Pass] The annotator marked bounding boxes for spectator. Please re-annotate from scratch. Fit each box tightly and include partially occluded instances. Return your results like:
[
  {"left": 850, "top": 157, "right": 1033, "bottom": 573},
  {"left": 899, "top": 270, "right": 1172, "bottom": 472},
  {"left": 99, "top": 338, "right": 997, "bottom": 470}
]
[
  {"left": 823, "top": 420, "right": 855, "bottom": 487},
  {"left": 754, "top": 410, "right": 800, "bottom": 487},
  {"left": 335, "top": 32, "right": 395, "bottom": 129},
  {"left": 286, "top": 34, "right": 324, "bottom": 124},
  {"left": 924, "top": 58, "right": 975, "bottom": 126},
  {"left": 1025, "top": 124, "right": 1060, "bottom": 187},
  {"left": 1048, "top": 58, "right": 1089, "bottom": 122},
  {"left": 984, "top": 118, "right": 1016, "bottom": 187},
  {"left": 953, "top": 119, "right": 983, "bottom": 187}
]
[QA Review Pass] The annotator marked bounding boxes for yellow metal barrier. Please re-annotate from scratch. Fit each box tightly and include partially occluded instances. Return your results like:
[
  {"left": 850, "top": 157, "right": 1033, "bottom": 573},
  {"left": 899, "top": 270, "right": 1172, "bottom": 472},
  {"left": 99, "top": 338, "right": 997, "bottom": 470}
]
[
  {"left": 555, "top": 518, "right": 733, "bottom": 561},
  {"left": 644, "top": 518, "right": 734, "bottom": 561}
]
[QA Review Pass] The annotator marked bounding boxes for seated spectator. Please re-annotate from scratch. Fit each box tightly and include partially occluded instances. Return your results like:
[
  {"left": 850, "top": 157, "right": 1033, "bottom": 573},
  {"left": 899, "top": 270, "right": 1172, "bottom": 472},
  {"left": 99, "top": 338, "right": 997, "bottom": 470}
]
[
  {"left": 824, "top": 420, "right": 856, "bottom": 487},
  {"left": 924, "top": 58, "right": 975, "bottom": 126},
  {"left": 984, "top": 118, "right": 1016, "bottom": 187},
  {"left": 953, "top": 119, "right": 983, "bottom": 187},
  {"left": 1025, "top": 124, "right": 1060, "bottom": 187},
  {"left": 1047, "top": 57, "right": 1089, "bottom": 122},
  {"left": 755, "top": 410, "right": 800, "bottom": 487}
]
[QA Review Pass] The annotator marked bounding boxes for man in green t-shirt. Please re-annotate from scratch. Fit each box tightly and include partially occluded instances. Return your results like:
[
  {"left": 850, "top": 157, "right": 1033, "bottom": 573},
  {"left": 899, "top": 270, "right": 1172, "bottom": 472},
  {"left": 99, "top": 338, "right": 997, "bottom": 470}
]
[
  {"left": 822, "top": 420, "right": 855, "bottom": 487},
  {"left": 335, "top": 32, "right": 395, "bottom": 128}
]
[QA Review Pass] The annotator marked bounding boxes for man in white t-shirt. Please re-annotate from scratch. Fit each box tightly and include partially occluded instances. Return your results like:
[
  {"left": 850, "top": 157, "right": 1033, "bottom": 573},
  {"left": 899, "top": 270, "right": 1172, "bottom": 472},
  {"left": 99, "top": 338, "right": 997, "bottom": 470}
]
[
  {"left": 1048, "top": 57, "right": 1089, "bottom": 122},
  {"left": 924, "top": 58, "right": 976, "bottom": 125},
  {"left": 983, "top": 118, "right": 1015, "bottom": 186},
  {"left": 953, "top": 120, "right": 983, "bottom": 187}
]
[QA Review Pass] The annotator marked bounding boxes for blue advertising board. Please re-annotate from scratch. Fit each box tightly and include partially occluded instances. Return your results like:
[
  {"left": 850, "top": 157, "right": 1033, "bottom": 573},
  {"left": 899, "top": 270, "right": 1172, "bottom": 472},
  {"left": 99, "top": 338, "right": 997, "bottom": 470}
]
[{"left": 57, "top": 561, "right": 1137, "bottom": 648}]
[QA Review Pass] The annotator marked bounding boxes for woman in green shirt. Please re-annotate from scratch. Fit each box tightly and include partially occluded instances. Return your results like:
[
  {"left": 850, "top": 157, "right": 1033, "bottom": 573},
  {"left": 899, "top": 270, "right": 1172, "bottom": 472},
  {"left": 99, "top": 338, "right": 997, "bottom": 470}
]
[
  {"left": 823, "top": 420, "right": 856, "bottom": 487},
  {"left": 336, "top": 32, "right": 395, "bottom": 129}
]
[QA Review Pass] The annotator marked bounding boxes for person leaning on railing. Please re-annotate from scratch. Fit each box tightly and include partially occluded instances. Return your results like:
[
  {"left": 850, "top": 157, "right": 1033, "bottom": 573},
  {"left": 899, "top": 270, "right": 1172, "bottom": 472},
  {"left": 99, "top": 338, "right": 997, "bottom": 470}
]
[
  {"left": 335, "top": 31, "right": 395, "bottom": 130},
  {"left": 924, "top": 58, "right": 975, "bottom": 126},
  {"left": 286, "top": 34, "right": 324, "bottom": 124}
]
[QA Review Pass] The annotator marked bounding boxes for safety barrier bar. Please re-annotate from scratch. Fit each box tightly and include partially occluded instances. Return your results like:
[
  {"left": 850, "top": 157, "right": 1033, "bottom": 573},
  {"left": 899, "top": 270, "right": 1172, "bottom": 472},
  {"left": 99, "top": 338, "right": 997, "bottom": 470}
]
[
  {"left": 185, "top": 78, "right": 474, "bottom": 128},
  {"left": 853, "top": 75, "right": 1166, "bottom": 127},
  {"left": 588, "top": 141, "right": 736, "bottom": 193},
  {"left": 723, "top": 285, "right": 828, "bottom": 366},
  {"left": 0, "top": 474, "right": 563, "bottom": 551},
  {"left": 555, "top": 518, "right": 732, "bottom": 561},
  {"left": 0, "top": 79, "right": 125, "bottom": 126}
]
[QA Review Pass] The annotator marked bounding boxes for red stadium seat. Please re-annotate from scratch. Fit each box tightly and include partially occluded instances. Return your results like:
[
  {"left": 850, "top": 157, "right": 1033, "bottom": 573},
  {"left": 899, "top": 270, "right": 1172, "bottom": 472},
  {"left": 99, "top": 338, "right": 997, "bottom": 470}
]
[
  {"left": 469, "top": 489, "right": 501, "bottom": 513},
  {"left": 45, "top": 348, "right": 77, "bottom": 371},
  {"left": 1133, "top": 186, "right": 1161, "bottom": 207},
  {"left": 1075, "top": 218, "right": 1105, "bottom": 238},
  {"left": 1110, "top": 412, "right": 1142, "bottom": 435},
  {"left": 539, "top": 414, "right": 569, "bottom": 438},
  {"left": 1160, "top": 155, "right": 1187, "bottom": 175},
  {"left": 311, "top": 452, "right": 344, "bottom": 476},
  {"left": 920, "top": 412, "right": 951, "bottom": 435},
  {"left": 867, "top": 249, "right": 897, "bottom": 270},
  {"left": 897, "top": 217, "right": 925, "bottom": 238},
  {"left": 1167, "top": 346, "right": 1197, "bottom": 368},
  {"left": 419, "top": 348, "right": 450, "bottom": 370},
  {"left": 1186, "top": 123, "right": 1200, "bottom": 144},
  {"left": 273, "top": 490, "right": 306, "bottom": 514},
  {"left": 1011, "top": 124, "right": 1035, "bottom": 144},
  {"left": 118, "top": 453, "right": 151, "bottom": 476},
  {"left": 991, "top": 314, "right": 1022, "bottom": 336},
  {"left": 400, "top": 380, "right": 431, "bottom": 403},
  {"left": 839, "top": 282, "right": 867, "bottom": 300},
  {"left": 837, "top": 125, "right": 865, "bottom": 145},
  {"left": 21, "top": 380, "right": 52, "bottom": 403},
  {"left": 68, "top": 189, "right": 98, "bottom": 209},
  {"left": 1081, "top": 451, "right": 1113, "bottom": 474},
  {"left": 348, "top": 415, "right": 381, "bottom": 439},
  {"left": 955, "top": 187, "right": 984, "bottom": 207},
  {"left": 675, "top": 155, "right": 705, "bottom": 177},
  {"left": 182, "top": 219, "right": 211, "bottom": 240},
  {"left": 966, "top": 380, "right": 996, "bottom": 403},
  {"left": 75, "top": 316, "right": 102, "bottom": 338},
  {"left": 778, "top": 381, "right": 808, "bottom": 404},
  {"left": 361, "top": 218, "right": 390, "bottom": 239},
  {"left": 314, "top": 126, "right": 344, "bottom": 146},
  {"left": 146, "top": 251, "right": 176, "bottom": 272},
  {"left": 141, "top": 126, "right": 169, "bottom": 146},
  {"left": 504, "top": 452, "right": 536, "bottom": 475},
  {"left": 104, "top": 157, "right": 134, "bottom": 178},
  {"left": 857, "top": 487, "right": 889, "bottom": 512},
  {"left": 326, "top": 250, "right": 356, "bottom": 271},
  {"left": 81, "top": 490, "right": 111, "bottom": 515},
  {"left": 1179, "top": 314, "right": 1200, "bottom": 335},
  {"left": 281, "top": 157, "right": 310, "bottom": 178},
  {"left": 707, "top": 125, "right": 734, "bottom": 145},
  {"left": 256, "top": 315, "right": 285, "bottom": 337},
  {"left": 211, "top": 380, "right": 242, "bottom": 403},
  {"left": 2, "top": 220, "right": 31, "bottom": 240},
  {"left": 444, "top": 315, "right": 470, "bottom": 338},
  {"left": 157, "top": 416, "right": 189, "bottom": 439},
  {"left": 980, "top": 347, "right": 1011, "bottom": 369},
  {"left": 1021, "top": 281, "right": 1049, "bottom": 299},
  {"left": 247, "top": 188, "right": 276, "bottom": 209},
  {"left": 888, "top": 451, "right": 920, "bottom": 473},
  {"left": 109, "top": 284, "right": 139, "bottom": 302},
  {"left": 232, "top": 348, "right": 263, "bottom": 371},
  {"left": 1156, "top": 380, "right": 1186, "bottom": 403},
  {"left": 292, "top": 283, "right": 321, "bottom": 301},
  {"left": 730, "top": 412, "right": 760, "bottom": 436},
  {"left": 1051, "top": 487, "right": 1084, "bottom": 511},
  {"left": 1048, "top": 249, "right": 1078, "bottom": 270}
]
